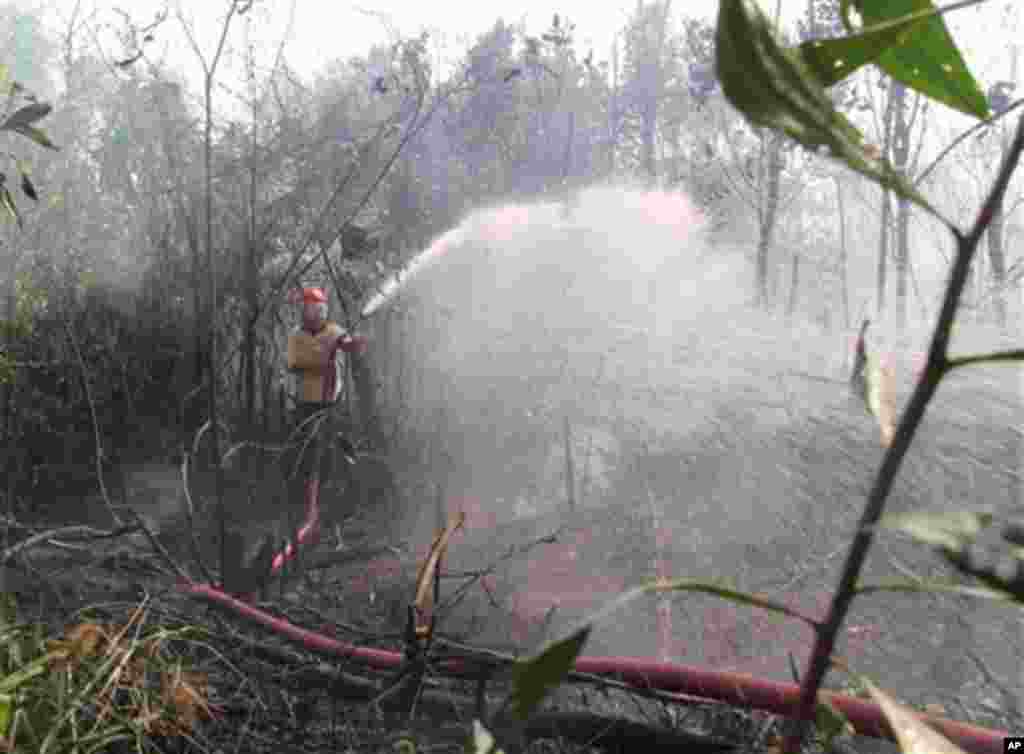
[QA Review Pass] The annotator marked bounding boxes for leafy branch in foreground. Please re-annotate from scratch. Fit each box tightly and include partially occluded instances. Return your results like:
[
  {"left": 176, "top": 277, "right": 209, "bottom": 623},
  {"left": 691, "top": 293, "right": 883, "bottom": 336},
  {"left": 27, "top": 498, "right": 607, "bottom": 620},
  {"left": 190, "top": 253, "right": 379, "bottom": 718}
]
[{"left": 721, "top": 0, "right": 1024, "bottom": 746}]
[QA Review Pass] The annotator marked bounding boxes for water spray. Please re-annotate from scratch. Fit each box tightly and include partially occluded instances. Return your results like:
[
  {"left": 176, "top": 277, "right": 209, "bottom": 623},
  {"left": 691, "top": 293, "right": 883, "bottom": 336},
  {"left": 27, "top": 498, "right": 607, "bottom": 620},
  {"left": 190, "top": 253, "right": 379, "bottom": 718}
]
[
  {"left": 361, "top": 225, "right": 470, "bottom": 319},
  {"left": 359, "top": 202, "right": 538, "bottom": 320}
]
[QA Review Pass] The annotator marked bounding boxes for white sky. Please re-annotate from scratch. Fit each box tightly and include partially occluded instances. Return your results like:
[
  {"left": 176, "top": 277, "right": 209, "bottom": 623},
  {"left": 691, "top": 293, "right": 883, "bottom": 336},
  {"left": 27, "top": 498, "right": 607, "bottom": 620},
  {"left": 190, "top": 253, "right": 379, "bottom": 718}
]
[
  {"left": 18, "top": 0, "right": 1020, "bottom": 145},
  {"left": 25, "top": 0, "right": 1009, "bottom": 98}
]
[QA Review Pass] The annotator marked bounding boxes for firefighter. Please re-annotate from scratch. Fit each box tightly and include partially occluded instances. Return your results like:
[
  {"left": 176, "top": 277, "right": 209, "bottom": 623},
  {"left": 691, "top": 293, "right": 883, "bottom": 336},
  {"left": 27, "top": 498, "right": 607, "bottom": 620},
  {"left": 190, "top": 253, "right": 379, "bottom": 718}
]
[{"left": 285, "top": 286, "right": 366, "bottom": 515}]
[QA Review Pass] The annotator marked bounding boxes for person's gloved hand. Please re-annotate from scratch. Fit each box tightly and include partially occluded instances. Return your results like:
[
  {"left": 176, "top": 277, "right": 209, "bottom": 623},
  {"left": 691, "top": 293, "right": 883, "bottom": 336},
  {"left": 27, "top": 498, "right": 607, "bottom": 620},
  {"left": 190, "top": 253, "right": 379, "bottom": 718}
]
[{"left": 337, "top": 333, "right": 368, "bottom": 353}]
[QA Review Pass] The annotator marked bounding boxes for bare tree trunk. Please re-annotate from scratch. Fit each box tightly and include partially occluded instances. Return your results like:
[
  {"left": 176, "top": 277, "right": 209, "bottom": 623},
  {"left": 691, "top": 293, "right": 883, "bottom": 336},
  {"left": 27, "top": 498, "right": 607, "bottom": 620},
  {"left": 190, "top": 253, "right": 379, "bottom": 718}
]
[
  {"left": 987, "top": 192, "right": 1008, "bottom": 328},
  {"left": 641, "top": 97, "right": 656, "bottom": 182},
  {"left": 877, "top": 192, "right": 890, "bottom": 316},
  {"left": 787, "top": 249, "right": 800, "bottom": 318},
  {"left": 895, "top": 198, "right": 910, "bottom": 325},
  {"left": 204, "top": 87, "right": 226, "bottom": 583},
  {"left": 610, "top": 37, "right": 619, "bottom": 175},
  {"left": 189, "top": 211, "right": 204, "bottom": 415},
  {"left": 244, "top": 30, "right": 259, "bottom": 433},
  {"left": 2, "top": 242, "right": 16, "bottom": 480},
  {"left": 636, "top": 0, "right": 672, "bottom": 184},
  {"left": 890, "top": 82, "right": 909, "bottom": 327},
  {"left": 876, "top": 82, "right": 897, "bottom": 317},
  {"left": 986, "top": 45, "right": 1017, "bottom": 331},
  {"left": 756, "top": 131, "right": 782, "bottom": 309},
  {"left": 154, "top": 85, "right": 204, "bottom": 434},
  {"left": 563, "top": 110, "right": 575, "bottom": 185},
  {"left": 835, "top": 176, "right": 850, "bottom": 329},
  {"left": 185, "top": 0, "right": 244, "bottom": 586},
  {"left": 244, "top": 244, "right": 257, "bottom": 430}
]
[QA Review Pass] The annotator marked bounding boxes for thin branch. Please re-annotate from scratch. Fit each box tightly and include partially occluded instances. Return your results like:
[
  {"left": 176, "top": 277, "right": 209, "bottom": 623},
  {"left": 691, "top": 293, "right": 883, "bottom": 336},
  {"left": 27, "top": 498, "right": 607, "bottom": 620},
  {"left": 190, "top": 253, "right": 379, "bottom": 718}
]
[
  {"left": 909, "top": 99, "right": 930, "bottom": 177},
  {"left": 182, "top": 447, "right": 215, "bottom": 584},
  {"left": 905, "top": 90, "right": 924, "bottom": 140},
  {"left": 866, "top": 70, "right": 884, "bottom": 148},
  {"left": 717, "top": 160, "right": 761, "bottom": 213},
  {"left": 916, "top": 97, "right": 1024, "bottom": 188},
  {"left": 963, "top": 645, "right": 1020, "bottom": 720},
  {"left": 946, "top": 349, "right": 1024, "bottom": 370},
  {"left": 124, "top": 509, "right": 192, "bottom": 582},
  {"left": 267, "top": 0, "right": 297, "bottom": 83},
  {"left": 1, "top": 523, "right": 142, "bottom": 563},
  {"left": 175, "top": 3, "right": 210, "bottom": 76},
  {"left": 62, "top": 314, "right": 120, "bottom": 527}
]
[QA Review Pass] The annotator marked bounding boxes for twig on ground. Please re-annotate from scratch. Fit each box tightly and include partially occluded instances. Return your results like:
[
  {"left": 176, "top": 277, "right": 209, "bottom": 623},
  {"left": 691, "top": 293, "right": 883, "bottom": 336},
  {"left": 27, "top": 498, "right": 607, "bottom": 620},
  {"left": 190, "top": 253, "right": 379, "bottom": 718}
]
[
  {"left": 964, "top": 645, "right": 1020, "bottom": 721},
  {"left": 437, "top": 527, "right": 565, "bottom": 615},
  {"left": 125, "top": 510, "right": 191, "bottom": 583},
  {"left": 1, "top": 523, "right": 143, "bottom": 563}
]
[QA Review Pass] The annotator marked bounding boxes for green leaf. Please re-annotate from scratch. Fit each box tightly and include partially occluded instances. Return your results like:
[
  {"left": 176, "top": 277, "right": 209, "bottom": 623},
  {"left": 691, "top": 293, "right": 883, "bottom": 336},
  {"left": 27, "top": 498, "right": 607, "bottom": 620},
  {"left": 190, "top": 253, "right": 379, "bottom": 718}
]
[
  {"left": 852, "top": 0, "right": 989, "bottom": 119},
  {"left": 854, "top": 578, "right": 1022, "bottom": 603},
  {"left": 868, "top": 512, "right": 1024, "bottom": 601},
  {"left": 0, "top": 103, "right": 50, "bottom": 131},
  {"left": 650, "top": 579, "right": 817, "bottom": 623},
  {"left": 816, "top": 695, "right": 855, "bottom": 746},
  {"left": 715, "top": 0, "right": 944, "bottom": 223},
  {"left": 466, "top": 719, "right": 504, "bottom": 754},
  {"left": 797, "top": 5, "right": 936, "bottom": 87},
  {"left": 393, "top": 736, "right": 417, "bottom": 754},
  {"left": 579, "top": 579, "right": 817, "bottom": 649},
  {"left": 5, "top": 627, "right": 22, "bottom": 671},
  {"left": 0, "top": 652, "right": 53, "bottom": 693},
  {"left": 945, "top": 348, "right": 1024, "bottom": 370},
  {"left": 873, "top": 510, "right": 994, "bottom": 551},
  {"left": 9, "top": 124, "right": 58, "bottom": 151},
  {"left": 941, "top": 548, "right": 1024, "bottom": 602},
  {"left": 20, "top": 173, "right": 35, "bottom": 201},
  {"left": 0, "top": 594, "right": 15, "bottom": 629},
  {"left": 508, "top": 625, "right": 590, "bottom": 721},
  {"left": 83, "top": 731, "right": 136, "bottom": 754},
  {"left": 0, "top": 354, "right": 15, "bottom": 385},
  {"left": 0, "top": 692, "right": 11, "bottom": 739},
  {"left": 0, "top": 188, "right": 21, "bottom": 229}
]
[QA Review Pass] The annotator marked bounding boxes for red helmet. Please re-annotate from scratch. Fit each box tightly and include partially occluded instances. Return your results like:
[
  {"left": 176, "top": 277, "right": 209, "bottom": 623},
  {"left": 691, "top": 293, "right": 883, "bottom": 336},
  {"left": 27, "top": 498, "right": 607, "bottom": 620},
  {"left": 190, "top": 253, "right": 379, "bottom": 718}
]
[{"left": 289, "top": 287, "right": 326, "bottom": 304}]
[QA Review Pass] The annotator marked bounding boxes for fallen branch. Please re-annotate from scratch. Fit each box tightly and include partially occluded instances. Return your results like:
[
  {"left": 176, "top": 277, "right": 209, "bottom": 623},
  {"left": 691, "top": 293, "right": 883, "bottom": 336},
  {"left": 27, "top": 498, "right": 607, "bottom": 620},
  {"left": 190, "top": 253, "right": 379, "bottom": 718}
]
[
  {"left": 123, "top": 510, "right": 191, "bottom": 583},
  {"left": 1, "top": 523, "right": 143, "bottom": 563}
]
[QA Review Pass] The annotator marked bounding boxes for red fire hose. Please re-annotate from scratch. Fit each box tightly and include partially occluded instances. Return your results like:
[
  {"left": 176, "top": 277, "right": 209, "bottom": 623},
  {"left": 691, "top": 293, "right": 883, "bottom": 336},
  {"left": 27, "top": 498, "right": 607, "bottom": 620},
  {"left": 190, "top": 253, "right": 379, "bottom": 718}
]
[{"left": 177, "top": 336, "right": 1009, "bottom": 754}]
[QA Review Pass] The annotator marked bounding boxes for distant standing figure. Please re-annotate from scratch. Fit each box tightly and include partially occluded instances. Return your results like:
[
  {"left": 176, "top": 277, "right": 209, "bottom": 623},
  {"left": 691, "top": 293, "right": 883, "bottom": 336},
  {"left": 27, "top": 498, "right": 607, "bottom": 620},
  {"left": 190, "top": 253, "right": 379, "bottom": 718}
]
[{"left": 285, "top": 287, "right": 366, "bottom": 513}]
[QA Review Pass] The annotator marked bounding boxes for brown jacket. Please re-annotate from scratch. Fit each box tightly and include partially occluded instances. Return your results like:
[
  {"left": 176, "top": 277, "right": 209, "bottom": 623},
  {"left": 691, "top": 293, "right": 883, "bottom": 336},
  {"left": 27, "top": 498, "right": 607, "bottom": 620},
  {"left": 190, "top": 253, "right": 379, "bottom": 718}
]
[{"left": 287, "top": 321, "right": 345, "bottom": 402}]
